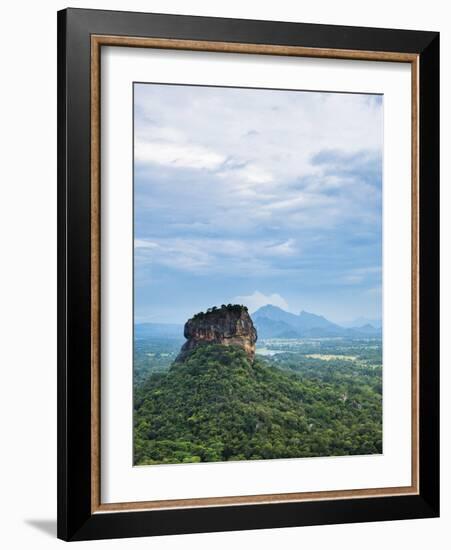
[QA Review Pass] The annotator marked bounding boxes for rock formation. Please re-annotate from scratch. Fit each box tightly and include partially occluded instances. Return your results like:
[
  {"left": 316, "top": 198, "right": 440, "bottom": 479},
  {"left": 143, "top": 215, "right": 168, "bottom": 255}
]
[{"left": 176, "top": 304, "right": 257, "bottom": 362}]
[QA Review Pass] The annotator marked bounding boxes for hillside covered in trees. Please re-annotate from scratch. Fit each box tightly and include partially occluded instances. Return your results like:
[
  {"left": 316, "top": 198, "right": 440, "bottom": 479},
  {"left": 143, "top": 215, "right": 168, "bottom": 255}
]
[{"left": 134, "top": 344, "right": 382, "bottom": 465}]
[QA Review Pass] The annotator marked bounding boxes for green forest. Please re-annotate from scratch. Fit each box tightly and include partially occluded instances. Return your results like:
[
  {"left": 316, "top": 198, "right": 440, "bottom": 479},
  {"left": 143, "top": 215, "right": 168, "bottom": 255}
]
[{"left": 134, "top": 343, "right": 382, "bottom": 465}]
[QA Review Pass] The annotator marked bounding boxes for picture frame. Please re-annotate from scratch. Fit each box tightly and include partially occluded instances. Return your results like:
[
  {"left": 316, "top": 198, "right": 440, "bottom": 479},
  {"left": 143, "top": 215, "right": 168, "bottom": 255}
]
[{"left": 57, "top": 7, "right": 439, "bottom": 541}]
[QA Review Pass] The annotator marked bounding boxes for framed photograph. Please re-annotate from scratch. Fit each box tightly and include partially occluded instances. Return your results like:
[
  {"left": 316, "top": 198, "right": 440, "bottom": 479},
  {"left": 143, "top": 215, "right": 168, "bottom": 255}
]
[{"left": 57, "top": 8, "right": 439, "bottom": 541}]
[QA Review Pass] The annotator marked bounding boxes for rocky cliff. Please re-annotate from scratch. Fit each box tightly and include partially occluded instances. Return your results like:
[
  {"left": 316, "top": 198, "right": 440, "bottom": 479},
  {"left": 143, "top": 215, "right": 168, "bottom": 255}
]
[{"left": 176, "top": 304, "right": 257, "bottom": 362}]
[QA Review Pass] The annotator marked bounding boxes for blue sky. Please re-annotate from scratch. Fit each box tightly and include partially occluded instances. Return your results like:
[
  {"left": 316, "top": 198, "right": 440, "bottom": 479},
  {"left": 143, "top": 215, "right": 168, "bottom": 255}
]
[{"left": 134, "top": 83, "right": 383, "bottom": 325}]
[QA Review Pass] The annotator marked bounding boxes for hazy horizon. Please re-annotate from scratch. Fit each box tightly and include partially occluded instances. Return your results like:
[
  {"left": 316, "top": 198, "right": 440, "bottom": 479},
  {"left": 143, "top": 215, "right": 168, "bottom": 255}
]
[
  {"left": 134, "top": 301, "right": 382, "bottom": 328},
  {"left": 134, "top": 83, "right": 383, "bottom": 327}
]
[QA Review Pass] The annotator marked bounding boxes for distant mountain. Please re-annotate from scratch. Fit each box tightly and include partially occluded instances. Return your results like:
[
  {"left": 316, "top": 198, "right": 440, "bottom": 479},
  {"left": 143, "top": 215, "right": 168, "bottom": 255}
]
[
  {"left": 252, "top": 316, "right": 300, "bottom": 339},
  {"left": 343, "top": 317, "right": 382, "bottom": 329},
  {"left": 252, "top": 305, "right": 342, "bottom": 337},
  {"left": 252, "top": 305, "right": 381, "bottom": 338},
  {"left": 352, "top": 323, "right": 382, "bottom": 335},
  {"left": 135, "top": 322, "right": 183, "bottom": 340},
  {"left": 134, "top": 307, "right": 381, "bottom": 341}
]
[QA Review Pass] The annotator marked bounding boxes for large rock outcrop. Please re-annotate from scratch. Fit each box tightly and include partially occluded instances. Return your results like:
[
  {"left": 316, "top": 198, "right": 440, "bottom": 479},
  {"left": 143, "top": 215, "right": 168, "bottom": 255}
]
[{"left": 176, "top": 305, "right": 257, "bottom": 362}]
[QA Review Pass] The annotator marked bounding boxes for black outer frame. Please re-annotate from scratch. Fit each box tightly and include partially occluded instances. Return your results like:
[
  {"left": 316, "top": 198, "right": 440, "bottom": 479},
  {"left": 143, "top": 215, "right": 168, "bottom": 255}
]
[{"left": 57, "top": 8, "right": 439, "bottom": 542}]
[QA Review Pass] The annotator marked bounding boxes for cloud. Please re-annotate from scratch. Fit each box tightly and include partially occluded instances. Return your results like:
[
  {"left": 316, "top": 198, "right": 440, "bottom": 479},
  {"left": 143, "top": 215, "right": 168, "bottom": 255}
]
[
  {"left": 135, "top": 140, "right": 225, "bottom": 170},
  {"left": 263, "top": 239, "right": 297, "bottom": 256},
  {"left": 231, "top": 290, "right": 289, "bottom": 313},
  {"left": 134, "top": 239, "right": 159, "bottom": 249},
  {"left": 133, "top": 84, "right": 383, "bottom": 322},
  {"left": 134, "top": 237, "right": 300, "bottom": 275},
  {"left": 134, "top": 85, "right": 383, "bottom": 241},
  {"left": 134, "top": 85, "right": 383, "bottom": 195},
  {"left": 366, "top": 285, "right": 382, "bottom": 295},
  {"left": 340, "top": 266, "right": 382, "bottom": 285}
]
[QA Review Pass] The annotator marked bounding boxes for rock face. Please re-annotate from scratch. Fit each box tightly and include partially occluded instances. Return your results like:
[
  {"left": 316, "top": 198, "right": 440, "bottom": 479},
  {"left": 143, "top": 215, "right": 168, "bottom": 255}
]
[{"left": 177, "top": 305, "right": 258, "bottom": 362}]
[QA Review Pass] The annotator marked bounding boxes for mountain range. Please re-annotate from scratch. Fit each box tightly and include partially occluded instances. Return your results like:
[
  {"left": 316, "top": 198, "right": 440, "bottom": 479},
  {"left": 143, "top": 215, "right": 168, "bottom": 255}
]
[
  {"left": 135, "top": 305, "right": 381, "bottom": 340},
  {"left": 341, "top": 316, "right": 382, "bottom": 329},
  {"left": 252, "top": 305, "right": 381, "bottom": 338}
]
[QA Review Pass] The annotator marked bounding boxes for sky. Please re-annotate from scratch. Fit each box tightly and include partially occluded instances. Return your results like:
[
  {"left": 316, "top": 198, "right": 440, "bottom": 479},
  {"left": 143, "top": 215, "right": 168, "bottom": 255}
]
[{"left": 134, "top": 83, "right": 383, "bottom": 326}]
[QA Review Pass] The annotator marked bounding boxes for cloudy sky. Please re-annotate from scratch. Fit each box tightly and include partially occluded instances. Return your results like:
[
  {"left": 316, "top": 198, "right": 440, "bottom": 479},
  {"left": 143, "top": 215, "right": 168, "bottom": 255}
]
[{"left": 134, "top": 83, "right": 383, "bottom": 325}]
